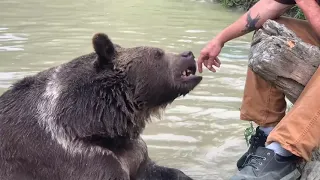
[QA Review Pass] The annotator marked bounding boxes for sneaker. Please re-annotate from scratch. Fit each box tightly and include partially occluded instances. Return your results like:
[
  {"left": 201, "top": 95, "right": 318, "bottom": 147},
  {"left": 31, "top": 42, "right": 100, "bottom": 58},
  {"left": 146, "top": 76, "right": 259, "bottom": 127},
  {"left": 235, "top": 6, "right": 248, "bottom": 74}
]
[
  {"left": 237, "top": 127, "right": 267, "bottom": 170},
  {"left": 231, "top": 147, "right": 301, "bottom": 180}
]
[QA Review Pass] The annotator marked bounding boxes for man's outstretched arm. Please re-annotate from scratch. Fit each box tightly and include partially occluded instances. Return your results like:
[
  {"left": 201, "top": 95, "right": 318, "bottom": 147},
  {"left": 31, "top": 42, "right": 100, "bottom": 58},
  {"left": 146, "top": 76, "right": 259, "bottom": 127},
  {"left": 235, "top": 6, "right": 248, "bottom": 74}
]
[
  {"left": 198, "top": 0, "right": 294, "bottom": 73},
  {"left": 296, "top": 0, "right": 320, "bottom": 37},
  {"left": 215, "top": 0, "right": 293, "bottom": 45}
]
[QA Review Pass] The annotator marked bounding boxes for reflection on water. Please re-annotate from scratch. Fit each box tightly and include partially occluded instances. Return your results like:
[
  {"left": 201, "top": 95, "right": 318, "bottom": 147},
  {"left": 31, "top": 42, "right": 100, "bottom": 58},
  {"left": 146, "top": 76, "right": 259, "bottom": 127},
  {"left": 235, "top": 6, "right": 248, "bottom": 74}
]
[{"left": 0, "top": 0, "right": 254, "bottom": 179}]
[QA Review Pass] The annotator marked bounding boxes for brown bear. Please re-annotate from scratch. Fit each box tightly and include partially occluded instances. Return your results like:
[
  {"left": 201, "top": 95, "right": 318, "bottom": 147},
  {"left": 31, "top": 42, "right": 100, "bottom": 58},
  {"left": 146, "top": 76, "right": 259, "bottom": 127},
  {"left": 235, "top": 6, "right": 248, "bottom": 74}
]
[{"left": 0, "top": 33, "right": 202, "bottom": 180}]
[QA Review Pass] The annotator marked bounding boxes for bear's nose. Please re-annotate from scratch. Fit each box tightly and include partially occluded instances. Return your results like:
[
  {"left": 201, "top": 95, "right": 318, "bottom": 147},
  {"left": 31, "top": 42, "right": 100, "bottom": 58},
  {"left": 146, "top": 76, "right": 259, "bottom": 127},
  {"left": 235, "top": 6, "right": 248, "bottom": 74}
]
[{"left": 180, "top": 51, "right": 194, "bottom": 59}]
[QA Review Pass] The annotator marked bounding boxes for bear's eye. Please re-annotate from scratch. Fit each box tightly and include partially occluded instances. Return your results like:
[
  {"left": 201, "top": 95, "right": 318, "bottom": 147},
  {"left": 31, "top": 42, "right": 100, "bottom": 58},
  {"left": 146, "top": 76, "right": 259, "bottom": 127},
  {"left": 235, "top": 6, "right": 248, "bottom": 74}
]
[{"left": 154, "top": 50, "right": 164, "bottom": 59}]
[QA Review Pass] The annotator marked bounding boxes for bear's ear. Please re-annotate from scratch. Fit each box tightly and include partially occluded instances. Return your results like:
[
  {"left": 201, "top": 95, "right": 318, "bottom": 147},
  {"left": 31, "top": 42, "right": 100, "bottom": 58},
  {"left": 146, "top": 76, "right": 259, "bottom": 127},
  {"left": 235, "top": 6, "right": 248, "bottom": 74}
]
[{"left": 92, "top": 33, "right": 115, "bottom": 68}]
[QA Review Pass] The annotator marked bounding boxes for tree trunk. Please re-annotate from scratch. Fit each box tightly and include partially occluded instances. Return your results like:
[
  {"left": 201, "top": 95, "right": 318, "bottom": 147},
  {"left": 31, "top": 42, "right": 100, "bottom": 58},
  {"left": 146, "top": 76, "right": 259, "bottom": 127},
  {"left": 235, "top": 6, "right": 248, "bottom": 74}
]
[{"left": 248, "top": 19, "right": 320, "bottom": 179}]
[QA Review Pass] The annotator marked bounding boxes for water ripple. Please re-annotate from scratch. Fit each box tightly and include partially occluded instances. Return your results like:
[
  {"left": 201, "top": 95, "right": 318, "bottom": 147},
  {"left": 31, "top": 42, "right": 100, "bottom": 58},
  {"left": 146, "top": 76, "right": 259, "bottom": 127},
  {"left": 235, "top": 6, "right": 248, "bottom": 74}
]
[{"left": 142, "top": 134, "right": 200, "bottom": 143}]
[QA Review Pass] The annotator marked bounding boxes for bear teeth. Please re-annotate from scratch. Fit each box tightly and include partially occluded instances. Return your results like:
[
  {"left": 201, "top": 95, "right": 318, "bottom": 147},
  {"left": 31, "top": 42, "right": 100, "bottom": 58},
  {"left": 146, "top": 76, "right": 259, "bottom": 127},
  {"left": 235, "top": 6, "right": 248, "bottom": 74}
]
[
  {"left": 182, "top": 71, "right": 187, "bottom": 76},
  {"left": 181, "top": 69, "right": 193, "bottom": 77},
  {"left": 186, "top": 69, "right": 192, "bottom": 76}
]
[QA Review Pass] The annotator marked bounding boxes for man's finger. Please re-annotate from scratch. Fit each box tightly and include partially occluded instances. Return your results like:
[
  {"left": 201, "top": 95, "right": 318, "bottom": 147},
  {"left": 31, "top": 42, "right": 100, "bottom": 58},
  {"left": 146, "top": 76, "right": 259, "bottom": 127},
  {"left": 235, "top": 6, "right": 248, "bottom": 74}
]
[
  {"left": 216, "top": 56, "right": 221, "bottom": 67},
  {"left": 203, "top": 59, "right": 208, "bottom": 68},
  {"left": 212, "top": 60, "right": 220, "bottom": 68},
  {"left": 207, "top": 59, "right": 213, "bottom": 70},
  {"left": 207, "top": 57, "right": 216, "bottom": 73},
  {"left": 209, "top": 67, "right": 216, "bottom": 72},
  {"left": 197, "top": 55, "right": 204, "bottom": 73}
]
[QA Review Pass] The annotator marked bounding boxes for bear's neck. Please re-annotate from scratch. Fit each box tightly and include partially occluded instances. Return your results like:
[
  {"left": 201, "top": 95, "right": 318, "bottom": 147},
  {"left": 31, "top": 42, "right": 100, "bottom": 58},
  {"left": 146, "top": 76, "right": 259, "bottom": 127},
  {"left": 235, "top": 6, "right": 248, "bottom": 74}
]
[
  {"left": 80, "top": 134, "right": 134, "bottom": 150},
  {"left": 53, "top": 72, "right": 149, "bottom": 141}
]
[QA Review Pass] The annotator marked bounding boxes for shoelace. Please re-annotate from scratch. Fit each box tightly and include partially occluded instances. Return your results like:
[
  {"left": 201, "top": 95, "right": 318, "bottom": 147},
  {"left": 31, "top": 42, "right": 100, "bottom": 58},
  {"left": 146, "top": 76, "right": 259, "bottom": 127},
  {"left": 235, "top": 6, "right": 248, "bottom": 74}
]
[{"left": 244, "top": 154, "right": 267, "bottom": 170}]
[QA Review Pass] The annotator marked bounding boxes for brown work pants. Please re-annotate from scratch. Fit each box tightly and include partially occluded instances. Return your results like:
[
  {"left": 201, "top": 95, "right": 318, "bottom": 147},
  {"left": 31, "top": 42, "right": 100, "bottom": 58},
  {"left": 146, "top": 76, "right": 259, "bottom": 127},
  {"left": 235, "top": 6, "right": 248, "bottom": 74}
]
[{"left": 240, "top": 17, "right": 320, "bottom": 161}]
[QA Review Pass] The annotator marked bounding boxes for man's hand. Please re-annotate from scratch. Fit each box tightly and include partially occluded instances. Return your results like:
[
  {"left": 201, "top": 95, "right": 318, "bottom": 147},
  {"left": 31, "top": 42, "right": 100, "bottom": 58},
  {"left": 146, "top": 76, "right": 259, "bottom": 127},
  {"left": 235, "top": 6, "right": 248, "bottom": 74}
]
[{"left": 197, "top": 39, "right": 222, "bottom": 73}]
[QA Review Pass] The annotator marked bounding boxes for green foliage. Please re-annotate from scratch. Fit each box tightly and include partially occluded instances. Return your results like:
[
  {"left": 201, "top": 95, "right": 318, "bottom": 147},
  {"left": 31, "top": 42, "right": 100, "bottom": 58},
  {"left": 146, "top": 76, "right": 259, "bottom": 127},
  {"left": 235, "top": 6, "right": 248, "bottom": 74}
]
[
  {"left": 290, "top": 6, "right": 306, "bottom": 20},
  {"left": 218, "top": 0, "right": 258, "bottom": 10},
  {"left": 216, "top": 0, "right": 306, "bottom": 19},
  {"left": 244, "top": 121, "right": 255, "bottom": 146}
]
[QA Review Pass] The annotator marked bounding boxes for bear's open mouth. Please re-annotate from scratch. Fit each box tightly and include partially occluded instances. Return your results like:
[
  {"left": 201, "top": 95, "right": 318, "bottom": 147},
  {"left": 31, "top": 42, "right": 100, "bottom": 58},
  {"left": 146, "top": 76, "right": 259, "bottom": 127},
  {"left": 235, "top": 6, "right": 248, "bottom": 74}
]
[
  {"left": 181, "top": 65, "right": 196, "bottom": 78},
  {"left": 179, "top": 63, "right": 202, "bottom": 82}
]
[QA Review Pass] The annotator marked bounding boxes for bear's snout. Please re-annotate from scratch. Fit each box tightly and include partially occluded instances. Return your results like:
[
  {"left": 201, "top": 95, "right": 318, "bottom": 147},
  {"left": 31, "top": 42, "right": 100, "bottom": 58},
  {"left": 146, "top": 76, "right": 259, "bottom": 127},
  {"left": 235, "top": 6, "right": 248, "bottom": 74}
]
[{"left": 180, "top": 51, "right": 194, "bottom": 59}]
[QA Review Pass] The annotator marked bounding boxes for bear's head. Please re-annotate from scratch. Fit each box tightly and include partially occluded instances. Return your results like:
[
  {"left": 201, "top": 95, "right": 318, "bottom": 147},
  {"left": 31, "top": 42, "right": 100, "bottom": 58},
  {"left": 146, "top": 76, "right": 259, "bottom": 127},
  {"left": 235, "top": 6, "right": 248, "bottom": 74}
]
[
  {"left": 92, "top": 33, "right": 202, "bottom": 108},
  {"left": 37, "top": 33, "right": 202, "bottom": 143}
]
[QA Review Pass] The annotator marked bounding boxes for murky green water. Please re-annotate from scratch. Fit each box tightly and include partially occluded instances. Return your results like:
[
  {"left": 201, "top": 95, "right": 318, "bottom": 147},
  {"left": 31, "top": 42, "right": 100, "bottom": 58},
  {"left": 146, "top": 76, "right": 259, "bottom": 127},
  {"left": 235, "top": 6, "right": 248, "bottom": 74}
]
[{"left": 0, "top": 0, "right": 254, "bottom": 179}]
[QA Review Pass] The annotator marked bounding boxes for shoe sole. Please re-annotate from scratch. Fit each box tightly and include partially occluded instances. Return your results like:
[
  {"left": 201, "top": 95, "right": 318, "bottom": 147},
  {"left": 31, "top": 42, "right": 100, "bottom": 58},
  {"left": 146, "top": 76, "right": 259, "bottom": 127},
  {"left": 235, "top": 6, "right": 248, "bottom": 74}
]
[{"left": 280, "top": 168, "right": 301, "bottom": 180}]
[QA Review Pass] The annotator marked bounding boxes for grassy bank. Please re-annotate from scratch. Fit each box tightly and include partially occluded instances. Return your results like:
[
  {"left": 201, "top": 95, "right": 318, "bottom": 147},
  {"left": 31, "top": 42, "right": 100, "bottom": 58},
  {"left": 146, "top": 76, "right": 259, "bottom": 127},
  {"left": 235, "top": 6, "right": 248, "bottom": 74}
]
[{"left": 216, "top": 0, "right": 306, "bottom": 19}]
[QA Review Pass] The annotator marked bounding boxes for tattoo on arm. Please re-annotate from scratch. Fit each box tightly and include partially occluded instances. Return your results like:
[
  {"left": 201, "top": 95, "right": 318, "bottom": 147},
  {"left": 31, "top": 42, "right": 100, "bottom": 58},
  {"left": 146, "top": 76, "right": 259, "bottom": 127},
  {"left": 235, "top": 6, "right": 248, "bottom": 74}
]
[{"left": 242, "top": 11, "right": 261, "bottom": 33}]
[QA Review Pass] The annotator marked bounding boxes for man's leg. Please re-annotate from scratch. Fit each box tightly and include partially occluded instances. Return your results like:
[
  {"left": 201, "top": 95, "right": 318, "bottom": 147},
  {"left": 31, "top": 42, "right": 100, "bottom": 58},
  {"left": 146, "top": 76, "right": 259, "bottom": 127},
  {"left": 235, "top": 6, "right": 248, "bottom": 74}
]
[
  {"left": 233, "top": 68, "right": 320, "bottom": 180},
  {"left": 236, "top": 68, "right": 287, "bottom": 169},
  {"left": 267, "top": 67, "right": 320, "bottom": 161},
  {"left": 240, "top": 16, "right": 320, "bottom": 127},
  {"left": 240, "top": 68, "right": 286, "bottom": 127},
  {"left": 234, "top": 17, "right": 320, "bottom": 179}
]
